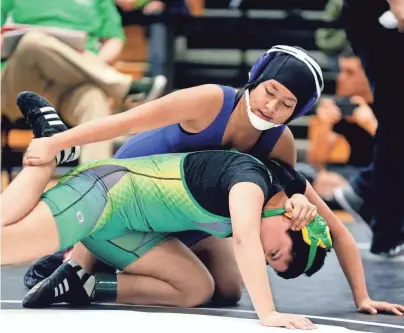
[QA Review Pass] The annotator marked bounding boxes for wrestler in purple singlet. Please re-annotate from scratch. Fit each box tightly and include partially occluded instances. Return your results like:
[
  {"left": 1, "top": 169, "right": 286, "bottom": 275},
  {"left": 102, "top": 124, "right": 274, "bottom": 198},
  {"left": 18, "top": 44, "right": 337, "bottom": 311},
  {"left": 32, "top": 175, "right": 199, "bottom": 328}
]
[{"left": 114, "top": 85, "right": 285, "bottom": 247}]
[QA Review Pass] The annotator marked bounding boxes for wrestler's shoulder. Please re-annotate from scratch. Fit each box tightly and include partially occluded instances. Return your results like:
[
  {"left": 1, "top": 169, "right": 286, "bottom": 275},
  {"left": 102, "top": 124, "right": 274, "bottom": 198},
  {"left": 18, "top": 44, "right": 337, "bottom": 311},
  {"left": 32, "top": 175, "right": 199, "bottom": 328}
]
[{"left": 177, "top": 84, "right": 231, "bottom": 98}]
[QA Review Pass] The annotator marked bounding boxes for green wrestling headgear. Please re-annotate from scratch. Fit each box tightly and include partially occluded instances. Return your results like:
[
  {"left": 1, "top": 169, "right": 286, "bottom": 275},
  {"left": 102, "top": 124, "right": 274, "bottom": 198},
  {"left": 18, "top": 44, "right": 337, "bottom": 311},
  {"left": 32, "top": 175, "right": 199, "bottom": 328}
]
[{"left": 262, "top": 208, "right": 333, "bottom": 272}]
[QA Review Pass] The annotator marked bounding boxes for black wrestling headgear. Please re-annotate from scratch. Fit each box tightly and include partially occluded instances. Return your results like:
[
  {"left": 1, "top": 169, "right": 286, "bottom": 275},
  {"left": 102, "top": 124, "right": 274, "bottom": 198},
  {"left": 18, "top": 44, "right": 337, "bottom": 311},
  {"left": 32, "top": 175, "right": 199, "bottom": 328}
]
[{"left": 245, "top": 45, "right": 323, "bottom": 125}]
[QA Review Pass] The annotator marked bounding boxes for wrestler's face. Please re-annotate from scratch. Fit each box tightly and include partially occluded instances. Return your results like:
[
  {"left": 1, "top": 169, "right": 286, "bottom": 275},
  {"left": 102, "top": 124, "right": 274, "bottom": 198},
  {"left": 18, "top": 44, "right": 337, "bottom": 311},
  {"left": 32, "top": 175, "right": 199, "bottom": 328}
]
[
  {"left": 260, "top": 215, "right": 293, "bottom": 272},
  {"left": 248, "top": 79, "right": 297, "bottom": 125}
]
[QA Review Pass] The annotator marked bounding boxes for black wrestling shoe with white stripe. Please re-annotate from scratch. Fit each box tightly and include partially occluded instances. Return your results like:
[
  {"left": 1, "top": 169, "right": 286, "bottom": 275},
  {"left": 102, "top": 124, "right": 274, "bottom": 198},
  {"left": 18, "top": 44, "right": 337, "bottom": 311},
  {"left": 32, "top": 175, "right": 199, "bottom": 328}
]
[
  {"left": 23, "top": 248, "right": 73, "bottom": 290},
  {"left": 22, "top": 260, "right": 95, "bottom": 308},
  {"left": 16, "top": 91, "right": 80, "bottom": 165}
]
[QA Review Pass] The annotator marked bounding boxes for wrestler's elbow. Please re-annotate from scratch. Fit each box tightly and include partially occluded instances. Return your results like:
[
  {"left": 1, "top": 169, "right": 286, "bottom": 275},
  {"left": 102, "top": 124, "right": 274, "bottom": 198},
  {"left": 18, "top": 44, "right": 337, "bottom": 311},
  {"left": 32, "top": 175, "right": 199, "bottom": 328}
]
[
  {"left": 332, "top": 224, "right": 353, "bottom": 246},
  {"left": 233, "top": 226, "right": 260, "bottom": 246}
]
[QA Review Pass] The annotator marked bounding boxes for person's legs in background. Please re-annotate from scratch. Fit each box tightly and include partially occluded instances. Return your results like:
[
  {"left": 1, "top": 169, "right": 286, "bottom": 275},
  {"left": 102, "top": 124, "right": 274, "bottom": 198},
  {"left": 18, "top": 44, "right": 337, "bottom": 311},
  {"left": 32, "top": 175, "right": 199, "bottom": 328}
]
[
  {"left": 337, "top": 1, "right": 404, "bottom": 256},
  {"left": 334, "top": 164, "right": 373, "bottom": 225},
  {"left": 146, "top": 14, "right": 167, "bottom": 77},
  {"left": 58, "top": 84, "right": 115, "bottom": 162},
  {"left": 143, "top": 8, "right": 176, "bottom": 93},
  {"left": 1, "top": 31, "right": 166, "bottom": 127}
]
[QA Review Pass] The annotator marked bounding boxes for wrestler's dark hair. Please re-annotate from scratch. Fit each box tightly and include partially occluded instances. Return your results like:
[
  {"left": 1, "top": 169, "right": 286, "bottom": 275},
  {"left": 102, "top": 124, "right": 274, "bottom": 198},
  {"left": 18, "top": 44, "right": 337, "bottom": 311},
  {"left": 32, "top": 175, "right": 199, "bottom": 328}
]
[{"left": 275, "top": 230, "right": 333, "bottom": 280}]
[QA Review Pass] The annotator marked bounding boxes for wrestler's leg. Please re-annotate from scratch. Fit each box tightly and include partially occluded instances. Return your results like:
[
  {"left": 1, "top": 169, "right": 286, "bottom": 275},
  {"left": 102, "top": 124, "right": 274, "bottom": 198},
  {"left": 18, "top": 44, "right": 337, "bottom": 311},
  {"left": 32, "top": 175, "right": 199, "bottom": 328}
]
[
  {"left": 114, "top": 236, "right": 215, "bottom": 307},
  {"left": 191, "top": 236, "right": 243, "bottom": 306},
  {"left": 85, "top": 232, "right": 214, "bottom": 307},
  {"left": 1, "top": 162, "right": 56, "bottom": 227},
  {"left": 2, "top": 159, "right": 107, "bottom": 265},
  {"left": 23, "top": 232, "right": 215, "bottom": 308},
  {"left": 1, "top": 92, "right": 77, "bottom": 226},
  {"left": 176, "top": 231, "right": 243, "bottom": 306},
  {"left": 1, "top": 202, "right": 60, "bottom": 265}
]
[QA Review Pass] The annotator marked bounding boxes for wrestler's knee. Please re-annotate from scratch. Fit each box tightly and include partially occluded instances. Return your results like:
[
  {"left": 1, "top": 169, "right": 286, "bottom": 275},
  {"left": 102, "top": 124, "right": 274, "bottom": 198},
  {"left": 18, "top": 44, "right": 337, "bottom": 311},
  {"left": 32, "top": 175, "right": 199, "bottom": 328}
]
[
  {"left": 210, "top": 280, "right": 243, "bottom": 306},
  {"left": 191, "top": 237, "right": 243, "bottom": 306},
  {"left": 178, "top": 271, "right": 215, "bottom": 307}
]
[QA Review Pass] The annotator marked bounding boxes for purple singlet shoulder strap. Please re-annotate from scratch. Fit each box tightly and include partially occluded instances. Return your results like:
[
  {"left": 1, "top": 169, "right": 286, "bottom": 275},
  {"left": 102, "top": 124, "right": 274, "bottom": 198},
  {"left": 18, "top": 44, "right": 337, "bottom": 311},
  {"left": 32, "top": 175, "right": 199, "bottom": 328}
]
[{"left": 250, "top": 125, "right": 286, "bottom": 159}]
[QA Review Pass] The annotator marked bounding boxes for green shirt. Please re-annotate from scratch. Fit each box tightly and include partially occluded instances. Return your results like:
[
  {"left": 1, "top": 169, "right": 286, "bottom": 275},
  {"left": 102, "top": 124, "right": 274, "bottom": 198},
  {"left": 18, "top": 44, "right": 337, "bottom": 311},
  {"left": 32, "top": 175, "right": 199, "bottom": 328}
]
[{"left": 1, "top": 0, "right": 126, "bottom": 58}]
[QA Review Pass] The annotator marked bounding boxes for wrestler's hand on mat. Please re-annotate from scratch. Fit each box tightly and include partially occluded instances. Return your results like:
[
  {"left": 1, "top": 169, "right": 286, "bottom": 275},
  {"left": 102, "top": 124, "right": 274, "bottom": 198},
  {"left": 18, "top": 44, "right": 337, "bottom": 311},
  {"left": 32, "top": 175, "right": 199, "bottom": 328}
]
[
  {"left": 260, "top": 312, "right": 317, "bottom": 330},
  {"left": 24, "top": 137, "right": 58, "bottom": 166},
  {"left": 357, "top": 298, "right": 404, "bottom": 316},
  {"left": 285, "top": 194, "right": 317, "bottom": 231}
]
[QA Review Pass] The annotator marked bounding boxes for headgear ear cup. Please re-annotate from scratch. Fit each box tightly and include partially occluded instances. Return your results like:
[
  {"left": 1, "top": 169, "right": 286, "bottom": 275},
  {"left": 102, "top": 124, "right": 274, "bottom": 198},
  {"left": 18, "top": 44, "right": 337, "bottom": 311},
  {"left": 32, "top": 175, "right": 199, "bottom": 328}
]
[
  {"left": 262, "top": 208, "right": 332, "bottom": 273},
  {"left": 301, "top": 215, "right": 333, "bottom": 248},
  {"left": 248, "top": 52, "right": 277, "bottom": 83},
  {"left": 301, "top": 215, "right": 333, "bottom": 272}
]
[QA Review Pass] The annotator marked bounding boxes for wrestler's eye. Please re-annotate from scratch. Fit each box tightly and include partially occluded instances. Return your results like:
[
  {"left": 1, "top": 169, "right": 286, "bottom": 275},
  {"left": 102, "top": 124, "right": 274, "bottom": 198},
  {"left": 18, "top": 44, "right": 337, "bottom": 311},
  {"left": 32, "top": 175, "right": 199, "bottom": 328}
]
[
  {"left": 271, "top": 250, "right": 280, "bottom": 260},
  {"left": 265, "top": 88, "right": 275, "bottom": 96}
]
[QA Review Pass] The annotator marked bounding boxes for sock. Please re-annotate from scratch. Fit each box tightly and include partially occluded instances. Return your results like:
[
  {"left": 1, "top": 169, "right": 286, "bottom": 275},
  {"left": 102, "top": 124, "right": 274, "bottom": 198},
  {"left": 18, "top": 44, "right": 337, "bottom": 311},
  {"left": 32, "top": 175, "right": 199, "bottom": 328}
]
[
  {"left": 63, "top": 248, "right": 74, "bottom": 262},
  {"left": 55, "top": 146, "right": 81, "bottom": 165},
  {"left": 93, "top": 272, "right": 118, "bottom": 302},
  {"left": 66, "top": 259, "right": 96, "bottom": 299}
]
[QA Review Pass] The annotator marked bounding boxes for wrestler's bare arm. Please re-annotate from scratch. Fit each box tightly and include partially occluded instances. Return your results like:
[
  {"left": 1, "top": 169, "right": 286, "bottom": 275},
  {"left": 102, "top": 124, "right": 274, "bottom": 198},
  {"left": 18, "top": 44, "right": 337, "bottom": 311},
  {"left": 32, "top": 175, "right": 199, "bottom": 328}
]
[
  {"left": 228, "top": 182, "right": 275, "bottom": 320},
  {"left": 51, "top": 84, "right": 224, "bottom": 152},
  {"left": 304, "top": 181, "right": 370, "bottom": 303}
]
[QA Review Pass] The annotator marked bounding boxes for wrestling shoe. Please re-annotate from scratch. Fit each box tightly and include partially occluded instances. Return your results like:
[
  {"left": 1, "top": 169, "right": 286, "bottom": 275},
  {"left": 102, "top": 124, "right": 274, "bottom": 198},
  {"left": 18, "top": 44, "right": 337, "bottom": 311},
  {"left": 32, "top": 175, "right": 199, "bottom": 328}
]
[
  {"left": 23, "top": 248, "right": 73, "bottom": 289},
  {"left": 23, "top": 249, "right": 115, "bottom": 289},
  {"left": 125, "top": 75, "right": 167, "bottom": 104},
  {"left": 16, "top": 91, "right": 80, "bottom": 165},
  {"left": 371, "top": 243, "right": 404, "bottom": 261},
  {"left": 23, "top": 260, "right": 95, "bottom": 308},
  {"left": 333, "top": 184, "right": 370, "bottom": 225}
]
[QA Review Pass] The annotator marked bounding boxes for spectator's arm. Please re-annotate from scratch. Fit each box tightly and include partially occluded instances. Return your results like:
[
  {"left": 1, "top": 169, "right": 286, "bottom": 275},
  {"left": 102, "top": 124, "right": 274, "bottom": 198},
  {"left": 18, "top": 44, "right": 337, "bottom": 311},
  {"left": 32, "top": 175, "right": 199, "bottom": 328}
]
[
  {"left": 115, "top": 0, "right": 136, "bottom": 11},
  {"left": 95, "top": 0, "right": 127, "bottom": 64},
  {"left": 308, "top": 99, "right": 343, "bottom": 168},
  {"left": 347, "top": 97, "right": 378, "bottom": 137},
  {"left": 143, "top": 1, "right": 166, "bottom": 14},
  {"left": 354, "top": 116, "right": 377, "bottom": 137},
  {"left": 307, "top": 117, "right": 338, "bottom": 169},
  {"left": 97, "top": 37, "right": 124, "bottom": 65}
]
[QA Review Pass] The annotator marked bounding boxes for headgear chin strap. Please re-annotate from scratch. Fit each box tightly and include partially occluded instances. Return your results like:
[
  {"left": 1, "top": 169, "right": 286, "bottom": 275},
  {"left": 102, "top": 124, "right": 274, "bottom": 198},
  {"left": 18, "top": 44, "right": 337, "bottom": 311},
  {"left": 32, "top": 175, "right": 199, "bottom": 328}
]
[
  {"left": 261, "top": 207, "right": 332, "bottom": 273},
  {"left": 245, "top": 88, "right": 282, "bottom": 131},
  {"left": 245, "top": 45, "right": 324, "bottom": 130}
]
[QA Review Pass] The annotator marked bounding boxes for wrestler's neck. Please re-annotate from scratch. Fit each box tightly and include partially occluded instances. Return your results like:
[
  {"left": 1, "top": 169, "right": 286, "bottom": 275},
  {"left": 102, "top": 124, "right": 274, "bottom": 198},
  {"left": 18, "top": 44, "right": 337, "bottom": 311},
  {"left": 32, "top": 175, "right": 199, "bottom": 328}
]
[
  {"left": 264, "top": 191, "right": 288, "bottom": 212},
  {"left": 229, "top": 92, "right": 261, "bottom": 134}
]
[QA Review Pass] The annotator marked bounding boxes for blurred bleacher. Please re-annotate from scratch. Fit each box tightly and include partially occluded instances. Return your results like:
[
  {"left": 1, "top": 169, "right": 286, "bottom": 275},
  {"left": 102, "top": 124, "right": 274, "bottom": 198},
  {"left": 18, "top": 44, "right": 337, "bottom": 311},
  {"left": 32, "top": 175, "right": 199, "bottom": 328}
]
[{"left": 1, "top": 0, "right": 344, "bottom": 189}]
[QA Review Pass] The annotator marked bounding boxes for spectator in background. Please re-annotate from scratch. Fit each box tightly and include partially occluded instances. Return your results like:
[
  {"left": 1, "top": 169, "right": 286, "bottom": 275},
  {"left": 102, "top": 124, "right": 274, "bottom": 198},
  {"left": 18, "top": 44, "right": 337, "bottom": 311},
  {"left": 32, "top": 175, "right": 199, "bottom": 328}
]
[
  {"left": 1, "top": 0, "right": 167, "bottom": 163},
  {"left": 315, "top": 0, "right": 350, "bottom": 71},
  {"left": 115, "top": 0, "right": 190, "bottom": 88},
  {"left": 296, "top": 49, "right": 376, "bottom": 202}
]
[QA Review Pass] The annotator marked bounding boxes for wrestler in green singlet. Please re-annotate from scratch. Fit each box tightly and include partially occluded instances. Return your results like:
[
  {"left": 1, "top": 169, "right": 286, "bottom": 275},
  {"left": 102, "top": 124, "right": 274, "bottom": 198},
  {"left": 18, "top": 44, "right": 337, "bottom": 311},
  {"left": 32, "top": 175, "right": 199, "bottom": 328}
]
[{"left": 43, "top": 150, "right": 279, "bottom": 269}]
